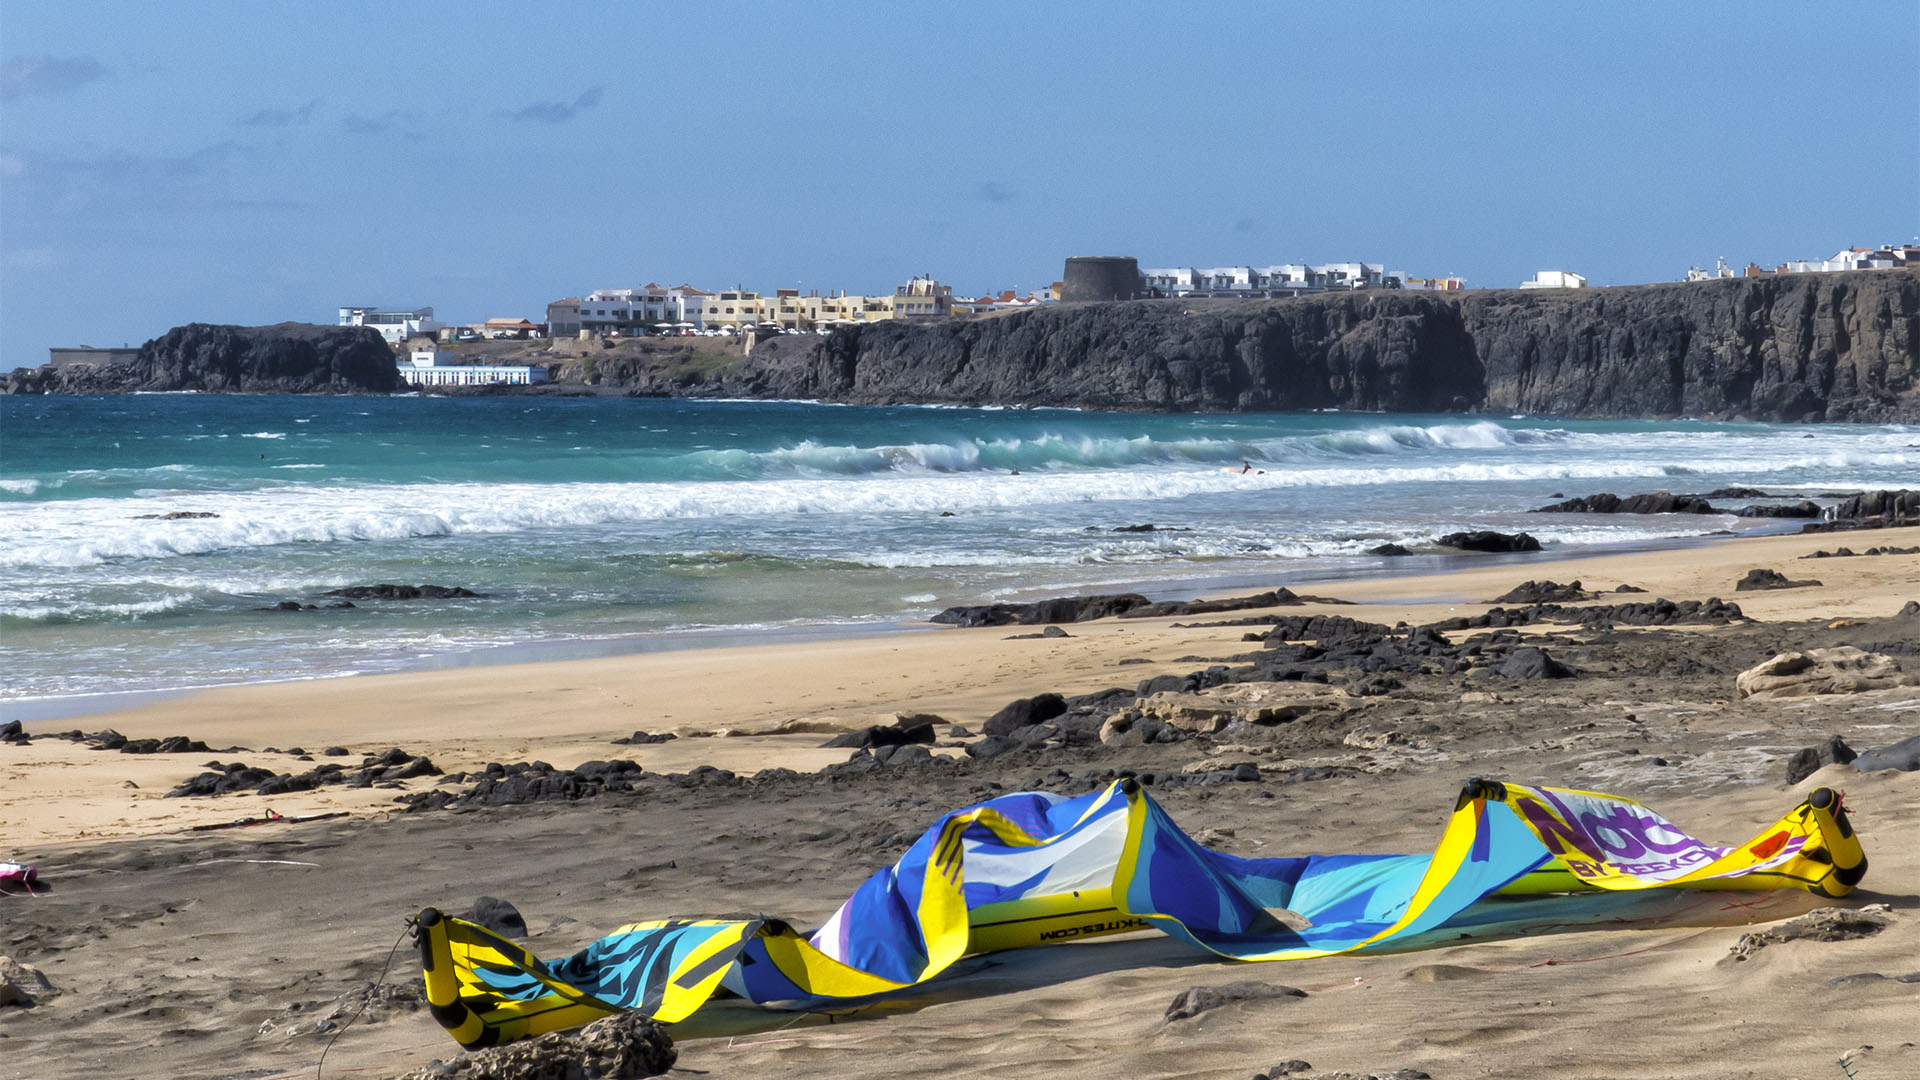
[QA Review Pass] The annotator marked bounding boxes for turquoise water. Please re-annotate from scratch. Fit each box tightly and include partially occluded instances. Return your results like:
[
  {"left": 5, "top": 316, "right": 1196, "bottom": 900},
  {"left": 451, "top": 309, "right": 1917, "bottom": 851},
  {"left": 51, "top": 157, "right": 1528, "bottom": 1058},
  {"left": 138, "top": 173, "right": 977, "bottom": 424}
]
[{"left": 3, "top": 395, "right": 1915, "bottom": 707}]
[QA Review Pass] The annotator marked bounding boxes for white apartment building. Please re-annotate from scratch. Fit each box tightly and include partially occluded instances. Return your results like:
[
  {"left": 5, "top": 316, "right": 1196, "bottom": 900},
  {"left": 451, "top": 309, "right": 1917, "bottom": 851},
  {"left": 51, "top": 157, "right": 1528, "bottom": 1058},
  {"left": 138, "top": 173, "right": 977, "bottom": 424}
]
[
  {"left": 339, "top": 306, "right": 444, "bottom": 344},
  {"left": 1519, "top": 271, "right": 1588, "bottom": 289},
  {"left": 578, "top": 285, "right": 716, "bottom": 333}
]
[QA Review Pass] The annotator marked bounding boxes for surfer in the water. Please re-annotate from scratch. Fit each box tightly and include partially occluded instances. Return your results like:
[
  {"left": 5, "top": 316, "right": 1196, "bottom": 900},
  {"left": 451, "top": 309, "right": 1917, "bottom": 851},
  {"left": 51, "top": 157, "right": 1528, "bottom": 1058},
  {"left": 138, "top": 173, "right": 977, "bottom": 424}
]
[{"left": 1240, "top": 460, "right": 1254, "bottom": 474}]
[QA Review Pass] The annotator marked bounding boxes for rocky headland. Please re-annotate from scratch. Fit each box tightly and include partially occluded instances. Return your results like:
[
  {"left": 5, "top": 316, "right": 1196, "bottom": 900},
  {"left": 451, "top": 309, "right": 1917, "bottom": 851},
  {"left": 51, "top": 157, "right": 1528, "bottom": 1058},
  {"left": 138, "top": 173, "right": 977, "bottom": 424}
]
[
  {"left": 9, "top": 270, "right": 1916, "bottom": 422},
  {"left": 5, "top": 322, "right": 400, "bottom": 395}
]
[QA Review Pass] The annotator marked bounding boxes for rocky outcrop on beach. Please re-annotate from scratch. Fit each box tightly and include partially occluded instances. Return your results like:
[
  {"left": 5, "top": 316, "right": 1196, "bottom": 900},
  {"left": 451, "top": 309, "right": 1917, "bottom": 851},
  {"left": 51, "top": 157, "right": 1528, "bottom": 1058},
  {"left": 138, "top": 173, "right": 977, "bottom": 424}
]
[
  {"left": 167, "top": 747, "right": 441, "bottom": 797},
  {"left": 1734, "top": 568, "right": 1822, "bottom": 591},
  {"left": 1735, "top": 646, "right": 1914, "bottom": 699},
  {"left": 386, "top": 1012, "right": 675, "bottom": 1079},
  {"left": 1436, "top": 530, "right": 1540, "bottom": 552},
  {"left": 4, "top": 323, "right": 401, "bottom": 394}
]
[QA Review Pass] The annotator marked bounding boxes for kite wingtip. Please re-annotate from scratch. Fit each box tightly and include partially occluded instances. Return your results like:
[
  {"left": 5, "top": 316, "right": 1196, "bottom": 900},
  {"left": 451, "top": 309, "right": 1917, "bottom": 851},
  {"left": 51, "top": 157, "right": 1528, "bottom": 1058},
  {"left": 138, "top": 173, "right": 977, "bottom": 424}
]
[{"left": 1459, "top": 777, "right": 1507, "bottom": 805}]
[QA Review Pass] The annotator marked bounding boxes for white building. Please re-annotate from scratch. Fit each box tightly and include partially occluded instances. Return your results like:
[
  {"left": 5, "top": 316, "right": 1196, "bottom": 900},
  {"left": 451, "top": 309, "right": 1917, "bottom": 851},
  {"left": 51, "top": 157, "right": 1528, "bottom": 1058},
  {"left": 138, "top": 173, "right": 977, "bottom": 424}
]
[
  {"left": 578, "top": 284, "right": 715, "bottom": 333},
  {"left": 339, "top": 306, "right": 443, "bottom": 344},
  {"left": 397, "top": 347, "right": 547, "bottom": 387},
  {"left": 1519, "top": 271, "right": 1588, "bottom": 290}
]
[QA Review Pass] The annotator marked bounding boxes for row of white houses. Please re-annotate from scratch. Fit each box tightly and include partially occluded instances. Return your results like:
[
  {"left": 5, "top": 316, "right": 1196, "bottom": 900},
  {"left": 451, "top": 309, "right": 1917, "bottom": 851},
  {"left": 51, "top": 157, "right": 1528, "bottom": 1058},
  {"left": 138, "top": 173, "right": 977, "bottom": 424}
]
[{"left": 1139, "top": 263, "right": 1467, "bottom": 296}]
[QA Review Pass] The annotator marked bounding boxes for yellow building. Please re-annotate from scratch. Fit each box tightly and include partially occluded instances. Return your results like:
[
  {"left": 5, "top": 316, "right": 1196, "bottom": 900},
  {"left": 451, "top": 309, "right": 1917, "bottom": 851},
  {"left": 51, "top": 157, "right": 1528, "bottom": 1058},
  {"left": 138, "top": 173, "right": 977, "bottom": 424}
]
[{"left": 696, "top": 291, "right": 775, "bottom": 328}]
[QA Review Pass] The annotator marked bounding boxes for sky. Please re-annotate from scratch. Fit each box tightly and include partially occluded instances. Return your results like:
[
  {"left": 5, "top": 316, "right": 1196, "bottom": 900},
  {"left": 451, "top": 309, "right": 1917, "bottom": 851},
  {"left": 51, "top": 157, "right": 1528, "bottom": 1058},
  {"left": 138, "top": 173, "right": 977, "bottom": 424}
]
[{"left": 2, "top": 1, "right": 1916, "bottom": 370}]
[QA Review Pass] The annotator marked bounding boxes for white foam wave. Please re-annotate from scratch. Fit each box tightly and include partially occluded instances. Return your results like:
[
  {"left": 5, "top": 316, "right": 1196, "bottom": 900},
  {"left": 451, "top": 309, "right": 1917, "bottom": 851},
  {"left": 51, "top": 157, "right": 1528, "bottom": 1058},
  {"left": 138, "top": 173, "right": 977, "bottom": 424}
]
[
  {"left": 0, "top": 446, "right": 1882, "bottom": 569},
  {"left": 0, "top": 478, "right": 42, "bottom": 495},
  {"left": 1, "top": 594, "right": 192, "bottom": 622}
]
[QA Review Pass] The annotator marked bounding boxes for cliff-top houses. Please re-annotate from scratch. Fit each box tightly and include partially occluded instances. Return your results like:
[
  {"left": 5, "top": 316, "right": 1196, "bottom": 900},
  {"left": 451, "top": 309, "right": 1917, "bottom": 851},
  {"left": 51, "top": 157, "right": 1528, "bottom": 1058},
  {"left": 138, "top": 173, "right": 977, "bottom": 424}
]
[
  {"left": 1138, "top": 263, "right": 1466, "bottom": 298},
  {"left": 1687, "top": 243, "right": 1919, "bottom": 282},
  {"left": 553, "top": 276, "right": 966, "bottom": 337}
]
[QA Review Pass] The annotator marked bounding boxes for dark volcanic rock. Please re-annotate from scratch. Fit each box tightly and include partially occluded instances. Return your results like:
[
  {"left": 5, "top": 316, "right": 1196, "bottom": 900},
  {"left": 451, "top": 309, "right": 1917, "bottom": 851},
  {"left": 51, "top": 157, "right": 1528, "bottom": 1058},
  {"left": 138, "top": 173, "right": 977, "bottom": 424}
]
[
  {"left": 1854, "top": 735, "right": 1920, "bottom": 774},
  {"left": 1490, "top": 580, "right": 1593, "bottom": 604},
  {"left": 1735, "top": 568, "right": 1822, "bottom": 591},
  {"left": 1119, "top": 588, "right": 1340, "bottom": 618},
  {"left": 1437, "top": 530, "right": 1541, "bottom": 553},
  {"left": 1496, "top": 647, "right": 1575, "bottom": 679},
  {"left": 611, "top": 730, "right": 677, "bottom": 745},
  {"left": 931, "top": 593, "right": 1148, "bottom": 627},
  {"left": 465, "top": 896, "right": 528, "bottom": 939},
  {"left": 1734, "top": 500, "right": 1823, "bottom": 518},
  {"left": 1423, "top": 597, "right": 1745, "bottom": 632},
  {"left": 1802, "top": 545, "right": 1920, "bottom": 559},
  {"left": 6, "top": 323, "right": 402, "bottom": 395},
  {"left": 821, "top": 723, "right": 936, "bottom": 750},
  {"left": 981, "top": 693, "right": 1068, "bottom": 736},
  {"left": 1367, "top": 543, "right": 1413, "bottom": 556},
  {"left": 965, "top": 735, "right": 1016, "bottom": 761},
  {"left": 1785, "top": 736, "right": 1857, "bottom": 784},
  {"left": 1805, "top": 489, "right": 1920, "bottom": 531},
  {"left": 169, "top": 749, "right": 444, "bottom": 798},
  {"left": 323, "top": 584, "right": 482, "bottom": 600},
  {"left": 401, "top": 759, "right": 648, "bottom": 810},
  {"left": 1163, "top": 981, "right": 1307, "bottom": 1022},
  {"left": 1533, "top": 492, "right": 1719, "bottom": 515}
]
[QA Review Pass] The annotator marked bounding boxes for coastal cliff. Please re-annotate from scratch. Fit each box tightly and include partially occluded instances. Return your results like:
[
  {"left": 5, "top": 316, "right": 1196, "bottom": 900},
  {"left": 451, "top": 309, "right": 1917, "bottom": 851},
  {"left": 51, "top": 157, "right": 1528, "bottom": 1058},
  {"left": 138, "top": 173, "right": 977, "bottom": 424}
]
[
  {"left": 8, "top": 271, "right": 1915, "bottom": 420},
  {"left": 4, "top": 323, "right": 401, "bottom": 395},
  {"left": 752, "top": 269, "right": 1918, "bottom": 421}
]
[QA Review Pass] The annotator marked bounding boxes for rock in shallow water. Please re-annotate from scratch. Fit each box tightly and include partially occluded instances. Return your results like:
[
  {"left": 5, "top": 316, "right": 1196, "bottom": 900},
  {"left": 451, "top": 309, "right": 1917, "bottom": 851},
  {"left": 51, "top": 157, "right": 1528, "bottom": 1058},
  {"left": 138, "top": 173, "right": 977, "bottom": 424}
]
[{"left": 1437, "top": 530, "right": 1541, "bottom": 553}]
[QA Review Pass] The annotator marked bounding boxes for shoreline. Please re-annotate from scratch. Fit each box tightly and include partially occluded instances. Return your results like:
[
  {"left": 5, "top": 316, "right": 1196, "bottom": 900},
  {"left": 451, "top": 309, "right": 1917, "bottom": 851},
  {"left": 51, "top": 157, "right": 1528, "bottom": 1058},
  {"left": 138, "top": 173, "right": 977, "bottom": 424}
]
[{"left": 7, "top": 519, "right": 1802, "bottom": 727}]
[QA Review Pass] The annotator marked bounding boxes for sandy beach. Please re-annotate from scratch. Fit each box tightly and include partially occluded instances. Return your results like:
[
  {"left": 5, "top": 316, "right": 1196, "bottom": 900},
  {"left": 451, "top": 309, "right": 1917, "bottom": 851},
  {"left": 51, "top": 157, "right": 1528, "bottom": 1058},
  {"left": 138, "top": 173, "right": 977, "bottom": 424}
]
[{"left": 4, "top": 528, "right": 1917, "bottom": 1080}]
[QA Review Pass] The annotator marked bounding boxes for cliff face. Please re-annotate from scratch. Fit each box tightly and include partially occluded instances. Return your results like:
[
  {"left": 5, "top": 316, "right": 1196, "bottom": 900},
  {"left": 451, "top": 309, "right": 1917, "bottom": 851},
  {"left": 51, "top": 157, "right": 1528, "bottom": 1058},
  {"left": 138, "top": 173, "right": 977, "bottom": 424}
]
[
  {"left": 10, "top": 272, "right": 1914, "bottom": 419},
  {"left": 5, "top": 323, "right": 401, "bottom": 395},
  {"left": 758, "top": 269, "right": 1919, "bottom": 421}
]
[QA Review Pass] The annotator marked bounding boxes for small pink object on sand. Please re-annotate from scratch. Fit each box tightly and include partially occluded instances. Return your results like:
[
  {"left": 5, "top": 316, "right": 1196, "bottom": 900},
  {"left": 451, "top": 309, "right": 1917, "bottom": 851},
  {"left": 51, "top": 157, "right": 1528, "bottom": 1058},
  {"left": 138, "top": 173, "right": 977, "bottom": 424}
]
[{"left": 0, "top": 861, "right": 39, "bottom": 894}]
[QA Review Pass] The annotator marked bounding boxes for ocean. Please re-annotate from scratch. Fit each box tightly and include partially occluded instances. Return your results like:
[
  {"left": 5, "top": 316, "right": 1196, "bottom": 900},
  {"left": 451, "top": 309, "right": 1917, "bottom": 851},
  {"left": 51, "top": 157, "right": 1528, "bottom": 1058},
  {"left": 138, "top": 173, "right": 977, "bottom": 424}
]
[{"left": 3, "top": 395, "right": 1914, "bottom": 715}]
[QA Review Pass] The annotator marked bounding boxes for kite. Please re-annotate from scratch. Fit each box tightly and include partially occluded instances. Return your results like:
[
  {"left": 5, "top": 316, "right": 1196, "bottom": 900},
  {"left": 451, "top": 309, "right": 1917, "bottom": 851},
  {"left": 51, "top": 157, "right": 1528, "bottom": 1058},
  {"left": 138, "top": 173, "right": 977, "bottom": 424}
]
[{"left": 416, "top": 778, "right": 1865, "bottom": 1048}]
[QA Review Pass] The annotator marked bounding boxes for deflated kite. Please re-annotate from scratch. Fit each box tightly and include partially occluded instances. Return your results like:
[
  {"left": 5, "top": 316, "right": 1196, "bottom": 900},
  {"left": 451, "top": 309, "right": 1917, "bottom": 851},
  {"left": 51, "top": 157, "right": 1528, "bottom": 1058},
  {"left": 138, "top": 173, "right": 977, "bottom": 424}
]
[{"left": 416, "top": 778, "right": 1865, "bottom": 1048}]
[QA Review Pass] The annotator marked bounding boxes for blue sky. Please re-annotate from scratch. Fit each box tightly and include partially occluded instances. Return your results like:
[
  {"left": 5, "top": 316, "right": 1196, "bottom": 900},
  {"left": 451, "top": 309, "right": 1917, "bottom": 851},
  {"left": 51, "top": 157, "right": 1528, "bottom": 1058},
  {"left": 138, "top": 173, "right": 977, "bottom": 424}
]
[{"left": 2, "top": 1, "right": 1915, "bottom": 369}]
